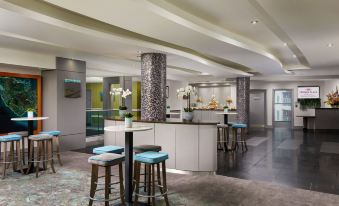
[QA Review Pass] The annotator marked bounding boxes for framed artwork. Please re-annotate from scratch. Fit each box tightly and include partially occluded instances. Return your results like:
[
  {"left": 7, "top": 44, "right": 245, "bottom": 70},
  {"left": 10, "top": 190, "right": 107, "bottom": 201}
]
[{"left": 0, "top": 72, "right": 42, "bottom": 134}]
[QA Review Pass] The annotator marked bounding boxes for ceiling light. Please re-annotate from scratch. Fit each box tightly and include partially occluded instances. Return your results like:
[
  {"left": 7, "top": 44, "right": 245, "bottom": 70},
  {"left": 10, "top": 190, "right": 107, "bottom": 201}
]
[
  {"left": 327, "top": 43, "right": 334, "bottom": 48},
  {"left": 250, "top": 19, "right": 259, "bottom": 25},
  {"left": 292, "top": 54, "right": 297, "bottom": 58},
  {"left": 200, "top": 72, "right": 209, "bottom": 75},
  {"left": 283, "top": 42, "right": 288, "bottom": 46}
]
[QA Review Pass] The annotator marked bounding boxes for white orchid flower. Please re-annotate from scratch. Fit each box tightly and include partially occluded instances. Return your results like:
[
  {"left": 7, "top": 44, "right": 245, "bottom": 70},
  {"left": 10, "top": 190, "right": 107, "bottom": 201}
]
[{"left": 122, "top": 89, "right": 132, "bottom": 99}]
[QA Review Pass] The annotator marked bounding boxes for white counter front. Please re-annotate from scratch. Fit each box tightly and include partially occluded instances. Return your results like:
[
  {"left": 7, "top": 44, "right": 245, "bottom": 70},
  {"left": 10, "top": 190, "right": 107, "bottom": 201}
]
[{"left": 104, "top": 119, "right": 218, "bottom": 172}]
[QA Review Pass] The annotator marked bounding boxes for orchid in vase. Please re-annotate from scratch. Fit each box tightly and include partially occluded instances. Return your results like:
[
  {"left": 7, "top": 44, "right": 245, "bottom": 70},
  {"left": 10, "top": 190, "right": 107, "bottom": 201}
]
[
  {"left": 110, "top": 87, "right": 132, "bottom": 117},
  {"left": 177, "top": 85, "right": 197, "bottom": 121}
]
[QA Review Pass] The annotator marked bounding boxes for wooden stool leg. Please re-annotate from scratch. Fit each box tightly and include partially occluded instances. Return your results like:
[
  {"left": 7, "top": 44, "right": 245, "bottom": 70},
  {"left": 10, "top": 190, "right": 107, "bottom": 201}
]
[
  {"left": 26, "top": 141, "right": 34, "bottom": 175},
  {"left": 161, "top": 161, "right": 169, "bottom": 206},
  {"left": 147, "top": 164, "right": 151, "bottom": 205},
  {"left": 2, "top": 142, "right": 7, "bottom": 179},
  {"left": 119, "top": 162, "right": 125, "bottom": 205},
  {"left": 22, "top": 137, "right": 26, "bottom": 165},
  {"left": 16, "top": 141, "right": 24, "bottom": 174},
  {"left": 8, "top": 142, "right": 14, "bottom": 170},
  {"left": 41, "top": 141, "right": 46, "bottom": 170},
  {"left": 55, "top": 137, "right": 63, "bottom": 166},
  {"left": 89, "top": 164, "right": 98, "bottom": 206},
  {"left": 105, "top": 166, "right": 110, "bottom": 206},
  {"left": 151, "top": 164, "right": 155, "bottom": 205},
  {"left": 156, "top": 163, "right": 164, "bottom": 194},
  {"left": 35, "top": 141, "right": 41, "bottom": 178},
  {"left": 48, "top": 140, "right": 56, "bottom": 173},
  {"left": 134, "top": 162, "right": 141, "bottom": 206}
]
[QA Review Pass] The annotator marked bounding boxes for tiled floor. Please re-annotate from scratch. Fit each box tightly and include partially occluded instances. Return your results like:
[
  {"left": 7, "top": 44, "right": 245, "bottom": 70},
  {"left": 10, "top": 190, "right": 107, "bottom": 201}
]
[{"left": 217, "top": 127, "right": 339, "bottom": 195}]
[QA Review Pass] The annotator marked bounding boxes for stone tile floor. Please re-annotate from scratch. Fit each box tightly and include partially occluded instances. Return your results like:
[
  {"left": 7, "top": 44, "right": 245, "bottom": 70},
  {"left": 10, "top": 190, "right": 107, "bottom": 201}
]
[
  {"left": 1, "top": 150, "right": 339, "bottom": 205},
  {"left": 218, "top": 127, "right": 339, "bottom": 195}
]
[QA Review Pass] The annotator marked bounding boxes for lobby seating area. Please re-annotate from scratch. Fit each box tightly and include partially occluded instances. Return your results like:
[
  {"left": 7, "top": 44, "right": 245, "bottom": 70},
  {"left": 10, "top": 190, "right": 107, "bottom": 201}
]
[{"left": 2, "top": 0, "right": 339, "bottom": 205}]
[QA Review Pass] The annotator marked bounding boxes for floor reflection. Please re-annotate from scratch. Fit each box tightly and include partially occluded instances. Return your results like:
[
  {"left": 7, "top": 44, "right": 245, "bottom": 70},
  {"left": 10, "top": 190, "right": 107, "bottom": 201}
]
[{"left": 217, "top": 127, "right": 339, "bottom": 195}]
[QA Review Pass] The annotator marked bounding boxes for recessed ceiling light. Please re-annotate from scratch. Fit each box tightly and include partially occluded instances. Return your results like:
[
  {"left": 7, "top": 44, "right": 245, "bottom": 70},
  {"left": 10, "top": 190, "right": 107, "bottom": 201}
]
[
  {"left": 200, "top": 72, "right": 209, "bottom": 75},
  {"left": 292, "top": 54, "right": 297, "bottom": 58},
  {"left": 327, "top": 43, "right": 334, "bottom": 48},
  {"left": 283, "top": 42, "right": 288, "bottom": 46},
  {"left": 250, "top": 19, "right": 259, "bottom": 25}
]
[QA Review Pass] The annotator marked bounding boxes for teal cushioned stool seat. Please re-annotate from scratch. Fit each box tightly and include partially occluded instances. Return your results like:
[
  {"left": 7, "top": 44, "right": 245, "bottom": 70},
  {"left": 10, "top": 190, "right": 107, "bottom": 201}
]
[
  {"left": 232, "top": 123, "right": 247, "bottom": 128},
  {"left": 39, "top": 130, "right": 61, "bottom": 136},
  {"left": 88, "top": 153, "right": 125, "bottom": 166},
  {"left": 29, "top": 134, "right": 53, "bottom": 141},
  {"left": 135, "top": 151, "right": 168, "bottom": 164},
  {"left": 0, "top": 134, "right": 21, "bottom": 142},
  {"left": 93, "top": 145, "right": 124, "bottom": 155}
]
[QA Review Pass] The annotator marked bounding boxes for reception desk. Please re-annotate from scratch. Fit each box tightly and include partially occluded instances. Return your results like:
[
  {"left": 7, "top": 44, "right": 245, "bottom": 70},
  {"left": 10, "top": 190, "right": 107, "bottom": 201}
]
[
  {"left": 315, "top": 108, "right": 339, "bottom": 130},
  {"left": 299, "top": 108, "right": 339, "bottom": 130},
  {"left": 104, "top": 118, "right": 219, "bottom": 172}
]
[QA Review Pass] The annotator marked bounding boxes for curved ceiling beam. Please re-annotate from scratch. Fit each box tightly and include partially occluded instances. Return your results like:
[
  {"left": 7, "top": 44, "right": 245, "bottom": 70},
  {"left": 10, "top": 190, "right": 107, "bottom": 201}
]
[
  {"left": 144, "top": 0, "right": 283, "bottom": 71},
  {"left": 1, "top": 0, "right": 252, "bottom": 77}
]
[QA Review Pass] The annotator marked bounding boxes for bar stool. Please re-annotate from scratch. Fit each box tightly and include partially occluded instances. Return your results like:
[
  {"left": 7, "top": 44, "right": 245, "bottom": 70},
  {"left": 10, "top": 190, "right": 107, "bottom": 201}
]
[
  {"left": 39, "top": 130, "right": 63, "bottom": 166},
  {"left": 133, "top": 145, "right": 162, "bottom": 154},
  {"left": 134, "top": 151, "right": 169, "bottom": 206},
  {"left": 133, "top": 145, "right": 162, "bottom": 198},
  {"left": 27, "top": 134, "right": 56, "bottom": 178},
  {"left": 8, "top": 131, "right": 28, "bottom": 165},
  {"left": 88, "top": 153, "right": 125, "bottom": 206},
  {"left": 0, "top": 134, "right": 24, "bottom": 179},
  {"left": 217, "top": 124, "right": 229, "bottom": 152},
  {"left": 231, "top": 123, "right": 248, "bottom": 152},
  {"left": 93, "top": 145, "right": 124, "bottom": 155}
]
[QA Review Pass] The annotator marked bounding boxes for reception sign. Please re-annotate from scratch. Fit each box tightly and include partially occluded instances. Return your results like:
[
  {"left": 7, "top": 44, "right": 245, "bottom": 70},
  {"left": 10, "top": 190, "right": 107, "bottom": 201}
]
[{"left": 298, "top": 86, "right": 320, "bottom": 99}]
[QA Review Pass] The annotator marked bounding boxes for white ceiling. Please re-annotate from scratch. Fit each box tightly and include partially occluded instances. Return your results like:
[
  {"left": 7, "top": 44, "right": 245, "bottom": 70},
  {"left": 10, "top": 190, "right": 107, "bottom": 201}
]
[{"left": 0, "top": 0, "right": 339, "bottom": 81}]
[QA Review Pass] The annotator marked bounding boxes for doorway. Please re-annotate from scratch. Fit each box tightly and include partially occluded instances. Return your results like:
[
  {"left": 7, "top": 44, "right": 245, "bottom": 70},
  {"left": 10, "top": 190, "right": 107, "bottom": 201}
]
[
  {"left": 273, "top": 89, "right": 293, "bottom": 128},
  {"left": 250, "top": 90, "right": 266, "bottom": 128}
]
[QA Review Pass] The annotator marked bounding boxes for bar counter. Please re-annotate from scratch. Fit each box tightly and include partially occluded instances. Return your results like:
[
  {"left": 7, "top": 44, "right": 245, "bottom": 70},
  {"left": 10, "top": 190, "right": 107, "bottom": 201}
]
[
  {"left": 106, "top": 117, "right": 219, "bottom": 125},
  {"left": 104, "top": 117, "right": 219, "bottom": 172}
]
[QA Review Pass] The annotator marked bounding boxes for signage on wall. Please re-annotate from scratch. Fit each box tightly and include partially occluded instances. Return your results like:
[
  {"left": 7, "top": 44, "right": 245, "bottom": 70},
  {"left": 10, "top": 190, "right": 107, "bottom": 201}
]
[
  {"left": 64, "top": 79, "right": 81, "bottom": 98},
  {"left": 297, "top": 86, "right": 320, "bottom": 99}
]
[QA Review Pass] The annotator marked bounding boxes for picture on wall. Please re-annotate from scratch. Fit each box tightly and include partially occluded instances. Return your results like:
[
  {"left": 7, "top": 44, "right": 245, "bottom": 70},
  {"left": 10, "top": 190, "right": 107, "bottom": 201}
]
[
  {"left": 64, "top": 79, "right": 81, "bottom": 98},
  {"left": 0, "top": 72, "right": 42, "bottom": 133}
]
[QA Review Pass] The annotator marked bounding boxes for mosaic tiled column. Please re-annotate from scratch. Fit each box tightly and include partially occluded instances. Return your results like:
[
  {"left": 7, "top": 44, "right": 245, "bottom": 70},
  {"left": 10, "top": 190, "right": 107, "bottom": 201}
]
[
  {"left": 236, "top": 77, "right": 250, "bottom": 125},
  {"left": 141, "top": 53, "right": 167, "bottom": 121}
]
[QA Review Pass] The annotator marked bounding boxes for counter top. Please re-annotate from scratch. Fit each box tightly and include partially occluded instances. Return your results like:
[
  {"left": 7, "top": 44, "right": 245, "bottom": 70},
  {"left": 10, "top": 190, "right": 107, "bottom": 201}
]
[
  {"left": 193, "top": 108, "right": 237, "bottom": 111},
  {"left": 315, "top": 108, "right": 339, "bottom": 109},
  {"left": 106, "top": 117, "right": 220, "bottom": 125}
]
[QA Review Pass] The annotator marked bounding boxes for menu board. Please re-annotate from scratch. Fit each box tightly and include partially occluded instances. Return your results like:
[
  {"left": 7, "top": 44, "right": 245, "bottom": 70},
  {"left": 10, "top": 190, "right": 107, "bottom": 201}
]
[{"left": 298, "top": 86, "right": 320, "bottom": 99}]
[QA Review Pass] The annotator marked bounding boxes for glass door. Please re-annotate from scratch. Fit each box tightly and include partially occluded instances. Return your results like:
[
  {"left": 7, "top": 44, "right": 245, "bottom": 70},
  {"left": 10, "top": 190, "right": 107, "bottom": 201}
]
[{"left": 273, "top": 89, "right": 293, "bottom": 127}]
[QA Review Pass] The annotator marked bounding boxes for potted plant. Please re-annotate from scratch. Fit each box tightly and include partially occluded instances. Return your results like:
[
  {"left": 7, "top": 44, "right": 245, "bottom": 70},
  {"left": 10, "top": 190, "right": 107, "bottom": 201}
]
[
  {"left": 110, "top": 88, "right": 132, "bottom": 118},
  {"left": 223, "top": 105, "right": 229, "bottom": 113},
  {"left": 27, "top": 108, "right": 34, "bottom": 118},
  {"left": 124, "top": 112, "right": 133, "bottom": 128},
  {"left": 177, "top": 85, "right": 197, "bottom": 121}
]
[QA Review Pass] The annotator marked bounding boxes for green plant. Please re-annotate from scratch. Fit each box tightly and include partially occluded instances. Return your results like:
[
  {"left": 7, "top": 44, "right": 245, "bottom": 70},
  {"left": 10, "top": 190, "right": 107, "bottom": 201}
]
[
  {"left": 119, "top": 106, "right": 127, "bottom": 110},
  {"left": 167, "top": 106, "right": 170, "bottom": 108},
  {"left": 298, "top": 98, "right": 321, "bottom": 110},
  {"left": 124, "top": 112, "right": 133, "bottom": 118},
  {"left": 27, "top": 108, "right": 35, "bottom": 112},
  {"left": 184, "top": 107, "right": 193, "bottom": 112},
  {"left": 223, "top": 105, "right": 229, "bottom": 109}
]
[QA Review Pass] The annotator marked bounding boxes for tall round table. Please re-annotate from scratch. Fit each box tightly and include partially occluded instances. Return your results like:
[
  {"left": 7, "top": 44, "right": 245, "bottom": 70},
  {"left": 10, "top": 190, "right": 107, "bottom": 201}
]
[
  {"left": 10, "top": 117, "right": 49, "bottom": 136},
  {"left": 11, "top": 116, "right": 49, "bottom": 173},
  {"left": 104, "top": 125, "right": 153, "bottom": 206},
  {"left": 216, "top": 112, "right": 237, "bottom": 124}
]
